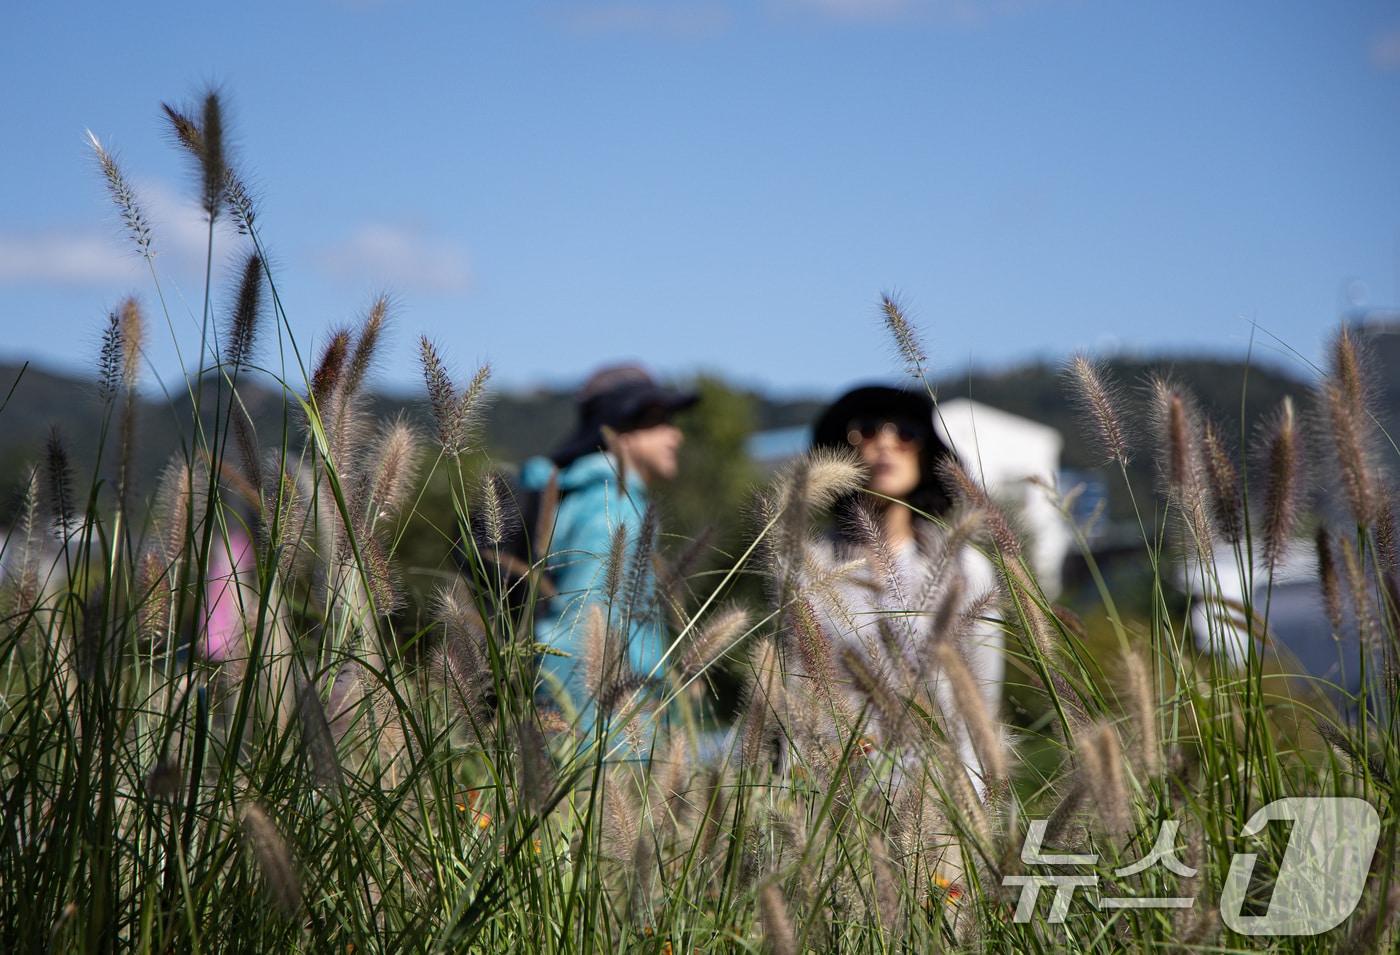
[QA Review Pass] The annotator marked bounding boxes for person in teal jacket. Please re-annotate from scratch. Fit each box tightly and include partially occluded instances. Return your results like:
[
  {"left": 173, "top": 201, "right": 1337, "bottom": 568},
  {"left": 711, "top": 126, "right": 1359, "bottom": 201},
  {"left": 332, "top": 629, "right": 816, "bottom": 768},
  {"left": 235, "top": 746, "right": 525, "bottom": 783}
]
[{"left": 519, "top": 364, "right": 697, "bottom": 750}]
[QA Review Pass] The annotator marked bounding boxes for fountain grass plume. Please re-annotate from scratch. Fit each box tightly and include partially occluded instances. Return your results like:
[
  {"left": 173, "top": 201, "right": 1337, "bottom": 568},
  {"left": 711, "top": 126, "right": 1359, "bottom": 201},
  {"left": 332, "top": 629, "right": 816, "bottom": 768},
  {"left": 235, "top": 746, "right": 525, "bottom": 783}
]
[
  {"left": 680, "top": 604, "right": 750, "bottom": 680},
  {"left": 227, "top": 252, "right": 264, "bottom": 370},
  {"left": 1324, "top": 326, "right": 1380, "bottom": 529},
  {"left": 1082, "top": 722, "right": 1131, "bottom": 837},
  {"left": 934, "top": 641, "right": 1007, "bottom": 787},
  {"left": 417, "top": 336, "right": 491, "bottom": 457},
  {"left": 1067, "top": 354, "right": 1131, "bottom": 465},
  {"left": 294, "top": 671, "right": 342, "bottom": 792},
  {"left": 1255, "top": 396, "right": 1303, "bottom": 569},
  {"left": 1317, "top": 720, "right": 1390, "bottom": 785},
  {"left": 788, "top": 594, "right": 838, "bottom": 703},
  {"left": 87, "top": 130, "right": 153, "bottom": 258},
  {"left": 603, "top": 523, "right": 628, "bottom": 604},
  {"left": 224, "top": 167, "right": 257, "bottom": 235},
  {"left": 937, "top": 456, "right": 1021, "bottom": 560},
  {"left": 343, "top": 295, "right": 388, "bottom": 400},
  {"left": 1121, "top": 648, "right": 1161, "bottom": 778},
  {"left": 160, "top": 92, "right": 226, "bottom": 222},
  {"left": 311, "top": 328, "right": 350, "bottom": 408},
  {"left": 1340, "top": 537, "right": 1379, "bottom": 653},
  {"left": 758, "top": 882, "right": 797, "bottom": 955},
  {"left": 44, "top": 426, "right": 75, "bottom": 538},
  {"left": 4, "top": 469, "right": 42, "bottom": 616},
  {"left": 880, "top": 292, "right": 927, "bottom": 380},
  {"left": 1316, "top": 525, "right": 1344, "bottom": 636},
  {"left": 240, "top": 803, "right": 301, "bottom": 917},
  {"left": 477, "top": 468, "right": 506, "bottom": 549},
  {"left": 623, "top": 504, "right": 660, "bottom": 623},
  {"left": 1148, "top": 376, "right": 1214, "bottom": 553},
  {"left": 1200, "top": 416, "right": 1243, "bottom": 545},
  {"left": 740, "top": 638, "right": 783, "bottom": 770},
  {"left": 365, "top": 416, "right": 421, "bottom": 523},
  {"left": 431, "top": 580, "right": 494, "bottom": 728},
  {"left": 838, "top": 643, "right": 909, "bottom": 743}
]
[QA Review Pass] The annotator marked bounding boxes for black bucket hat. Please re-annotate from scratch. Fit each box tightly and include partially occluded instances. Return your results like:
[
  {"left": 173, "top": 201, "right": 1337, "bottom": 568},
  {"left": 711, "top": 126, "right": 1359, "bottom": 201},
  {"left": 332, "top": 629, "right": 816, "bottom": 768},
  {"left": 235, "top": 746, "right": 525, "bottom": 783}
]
[
  {"left": 811, "top": 384, "right": 957, "bottom": 521},
  {"left": 551, "top": 364, "right": 700, "bottom": 467}
]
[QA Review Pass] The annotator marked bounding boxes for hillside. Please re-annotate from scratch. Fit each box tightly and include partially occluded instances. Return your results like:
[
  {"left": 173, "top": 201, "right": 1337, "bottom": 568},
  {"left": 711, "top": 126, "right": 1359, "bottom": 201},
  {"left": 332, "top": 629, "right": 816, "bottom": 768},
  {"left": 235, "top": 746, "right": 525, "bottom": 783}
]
[{"left": 5, "top": 326, "right": 1395, "bottom": 534}]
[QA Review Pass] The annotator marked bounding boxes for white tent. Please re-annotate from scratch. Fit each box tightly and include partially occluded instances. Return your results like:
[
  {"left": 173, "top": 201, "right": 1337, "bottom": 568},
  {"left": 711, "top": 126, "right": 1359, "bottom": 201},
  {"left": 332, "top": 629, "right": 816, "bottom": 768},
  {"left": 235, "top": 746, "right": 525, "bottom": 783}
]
[{"left": 933, "top": 398, "right": 1070, "bottom": 598}]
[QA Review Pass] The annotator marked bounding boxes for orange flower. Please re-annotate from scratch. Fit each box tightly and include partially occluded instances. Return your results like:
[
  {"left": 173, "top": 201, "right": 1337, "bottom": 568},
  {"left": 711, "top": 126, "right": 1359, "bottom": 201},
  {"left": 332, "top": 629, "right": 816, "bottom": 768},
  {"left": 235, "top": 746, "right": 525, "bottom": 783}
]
[{"left": 932, "top": 873, "right": 965, "bottom": 904}]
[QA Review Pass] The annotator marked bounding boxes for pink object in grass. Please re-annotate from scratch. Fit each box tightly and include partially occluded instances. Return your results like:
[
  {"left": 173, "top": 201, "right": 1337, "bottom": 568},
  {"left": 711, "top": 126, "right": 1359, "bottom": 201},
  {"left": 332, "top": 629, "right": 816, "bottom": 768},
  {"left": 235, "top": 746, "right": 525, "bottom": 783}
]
[{"left": 200, "top": 527, "right": 254, "bottom": 662}]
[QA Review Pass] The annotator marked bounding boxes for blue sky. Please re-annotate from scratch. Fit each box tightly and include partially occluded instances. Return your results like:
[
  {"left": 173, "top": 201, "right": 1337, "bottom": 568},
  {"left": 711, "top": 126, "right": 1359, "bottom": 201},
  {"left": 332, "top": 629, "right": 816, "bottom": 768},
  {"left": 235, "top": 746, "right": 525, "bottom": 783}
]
[{"left": 5, "top": 0, "right": 1400, "bottom": 397}]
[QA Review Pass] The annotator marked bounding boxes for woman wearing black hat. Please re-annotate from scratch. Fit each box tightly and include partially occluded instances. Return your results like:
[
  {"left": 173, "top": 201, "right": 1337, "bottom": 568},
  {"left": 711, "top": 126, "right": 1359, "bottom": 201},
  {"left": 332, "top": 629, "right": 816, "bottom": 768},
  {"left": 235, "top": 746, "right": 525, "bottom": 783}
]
[
  {"left": 519, "top": 364, "right": 699, "bottom": 744},
  {"left": 807, "top": 384, "right": 1004, "bottom": 795}
]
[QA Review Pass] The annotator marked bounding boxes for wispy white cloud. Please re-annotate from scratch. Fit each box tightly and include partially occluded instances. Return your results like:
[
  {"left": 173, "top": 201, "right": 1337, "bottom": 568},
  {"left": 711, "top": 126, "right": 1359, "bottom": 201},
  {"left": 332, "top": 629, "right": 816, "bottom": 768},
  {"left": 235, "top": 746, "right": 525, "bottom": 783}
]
[
  {"left": 0, "top": 178, "right": 241, "bottom": 288},
  {"left": 1370, "top": 28, "right": 1400, "bottom": 72},
  {"left": 547, "top": 2, "right": 732, "bottom": 37},
  {"left": 0, "top": 232, "right": 139, "bottom": 285},
  {"left": 315, "top": 224, "right": 472, "bottom": 294}
]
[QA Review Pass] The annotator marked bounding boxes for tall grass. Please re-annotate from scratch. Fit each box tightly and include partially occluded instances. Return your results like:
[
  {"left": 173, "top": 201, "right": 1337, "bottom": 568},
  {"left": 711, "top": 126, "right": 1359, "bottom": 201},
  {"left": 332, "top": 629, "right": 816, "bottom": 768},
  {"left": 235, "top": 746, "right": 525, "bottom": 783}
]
[{"left": 2, "top": 92, "right": 1399, "bottom": 953}]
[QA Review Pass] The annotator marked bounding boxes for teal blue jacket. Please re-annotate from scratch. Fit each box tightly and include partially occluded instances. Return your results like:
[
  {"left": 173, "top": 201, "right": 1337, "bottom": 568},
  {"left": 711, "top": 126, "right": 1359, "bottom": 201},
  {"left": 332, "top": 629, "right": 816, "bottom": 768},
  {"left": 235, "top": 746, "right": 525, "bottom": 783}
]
[{"left": 520, "top": 452, "right": 668, "bottom": 740}]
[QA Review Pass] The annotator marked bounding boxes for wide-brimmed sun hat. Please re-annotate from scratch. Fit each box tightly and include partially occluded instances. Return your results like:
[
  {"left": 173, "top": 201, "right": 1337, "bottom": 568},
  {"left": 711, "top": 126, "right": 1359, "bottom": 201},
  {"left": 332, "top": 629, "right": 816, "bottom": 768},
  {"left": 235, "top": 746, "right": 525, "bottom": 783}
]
[
  {"left": 811, "top": 383, "right": 957, "bottom": 520},
  {"left": 551, "top": 363, "right": 700, "bottom": 467}
]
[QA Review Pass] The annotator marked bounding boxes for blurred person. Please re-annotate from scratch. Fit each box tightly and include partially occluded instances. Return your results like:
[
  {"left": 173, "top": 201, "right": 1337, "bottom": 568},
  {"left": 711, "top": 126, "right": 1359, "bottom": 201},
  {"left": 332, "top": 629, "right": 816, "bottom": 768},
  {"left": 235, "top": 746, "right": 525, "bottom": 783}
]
[
  {"left": 806, "top": 384, "right": 1005, "bottom": 795},
  {"left": 519, "top": 364, "right": 698, "bottom": 748}
]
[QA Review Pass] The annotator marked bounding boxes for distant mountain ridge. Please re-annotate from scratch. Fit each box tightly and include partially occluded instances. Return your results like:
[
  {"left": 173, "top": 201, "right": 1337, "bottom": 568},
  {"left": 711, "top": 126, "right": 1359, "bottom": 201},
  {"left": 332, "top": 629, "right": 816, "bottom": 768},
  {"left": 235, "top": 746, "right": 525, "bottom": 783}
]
[{"left": 3, "top": 325, "right": 1396, "bottom": 526}]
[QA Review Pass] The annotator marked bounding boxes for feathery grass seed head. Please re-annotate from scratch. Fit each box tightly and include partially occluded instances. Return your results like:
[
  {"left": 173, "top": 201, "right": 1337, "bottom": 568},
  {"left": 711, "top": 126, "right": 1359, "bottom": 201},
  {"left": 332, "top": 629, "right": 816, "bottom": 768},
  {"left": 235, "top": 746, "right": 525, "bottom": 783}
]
[
  {"left": 87, "top": 130, "right": 153, "bottom": 257},
  {"left": 1256, "top": 396, "right": 1303, "bottom": 567},
  {"left": 227, "top": 252, "right": 264, "bottom": 370},
  {"left": 880, "top": 292, "right": 927, "bottom": 379},
  {"left": 1067, "top": 354, "right": 1131, "bottom": 465}
]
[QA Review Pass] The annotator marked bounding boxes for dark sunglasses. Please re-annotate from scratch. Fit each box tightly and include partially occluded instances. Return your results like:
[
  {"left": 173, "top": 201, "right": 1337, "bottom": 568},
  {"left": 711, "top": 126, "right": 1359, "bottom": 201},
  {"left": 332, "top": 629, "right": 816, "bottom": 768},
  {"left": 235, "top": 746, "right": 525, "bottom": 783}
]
[{"left": 845, "top": 416, "right": 926, "bottom": 448}]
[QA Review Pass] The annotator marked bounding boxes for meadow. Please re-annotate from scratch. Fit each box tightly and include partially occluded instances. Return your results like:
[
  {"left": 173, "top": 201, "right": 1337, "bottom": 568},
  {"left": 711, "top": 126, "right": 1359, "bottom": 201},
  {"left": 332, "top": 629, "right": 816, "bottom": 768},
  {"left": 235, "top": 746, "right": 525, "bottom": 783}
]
[{"left": 1, "top": 90, "right": 1397, "bottom": 953}]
